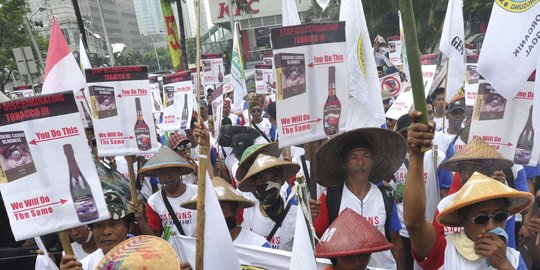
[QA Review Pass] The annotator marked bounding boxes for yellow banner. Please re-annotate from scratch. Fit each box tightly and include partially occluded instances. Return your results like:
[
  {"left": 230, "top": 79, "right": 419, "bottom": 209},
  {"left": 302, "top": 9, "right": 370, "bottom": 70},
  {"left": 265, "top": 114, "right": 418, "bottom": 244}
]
[{"left": 161, "top": 0, "right": 183, "bottom": 71}]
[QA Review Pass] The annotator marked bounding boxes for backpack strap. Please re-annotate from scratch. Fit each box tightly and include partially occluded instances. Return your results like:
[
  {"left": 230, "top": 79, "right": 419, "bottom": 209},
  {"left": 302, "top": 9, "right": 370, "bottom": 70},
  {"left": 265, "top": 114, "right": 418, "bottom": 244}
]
[
  {"left": 161, "top": 189, "right": 186, "bottom": 236},
  {"left": 265, "top": 203, "right": 292, "bottom": 242},
  {"left": 378, "top": 185, "right": 395, "bottom": 242},
  {"left": 503, "top": 167, "right": 515, "bottom": 189},
  {"left": 327, "top": 184, "right": 344, "bottom": 224}
]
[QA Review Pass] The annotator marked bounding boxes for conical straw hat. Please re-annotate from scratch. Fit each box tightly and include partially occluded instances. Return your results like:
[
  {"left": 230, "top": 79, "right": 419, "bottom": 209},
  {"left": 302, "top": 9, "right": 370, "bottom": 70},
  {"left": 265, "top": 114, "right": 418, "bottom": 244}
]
[
  {"left": 238, "top": 154, "right": 300, "bottom": 192},
  {"left": 235, "top": 142, "right": 281, "bottom": 181},
  {"left": 138, "top": 146, "right": 194, "bottom": 177},
  {"left": 440, "top": 137, "right": 513, "bottom": 172},
  {"left": 96, "top": 235, "right": 180, "bottom": 270},
  {"left": 436, "top": 172, "right": 533, "bottom": 227},
  {"left": 316, "top": 208, "right": 393, "bottom": 258},
  {"left": 181, "top": 177, "right": 254, "bottom": 210}
]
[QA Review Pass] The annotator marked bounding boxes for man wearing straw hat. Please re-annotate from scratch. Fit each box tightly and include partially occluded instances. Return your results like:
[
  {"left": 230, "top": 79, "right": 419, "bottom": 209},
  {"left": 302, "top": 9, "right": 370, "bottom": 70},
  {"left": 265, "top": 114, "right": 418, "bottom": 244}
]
[
  {"left": 169, "top": 132, "right": 198, "bottom": 185},
  {"left": 181, "top": 177, "right": 271, "bottom": 247},
  {"left": 218, "top": 124, "right": 259, "bottom": 185},
  {"left": 404, "top": 111, "right": 531, "bottom": 269},
  {"left": 313, "top": 128, "right": 407, "bottom": 270},
  {"left": 237, "top": 153, "right": 300, "bottom": 251},
  {"left": 131, "top": 147, "right": 197, "bottom": 244}
]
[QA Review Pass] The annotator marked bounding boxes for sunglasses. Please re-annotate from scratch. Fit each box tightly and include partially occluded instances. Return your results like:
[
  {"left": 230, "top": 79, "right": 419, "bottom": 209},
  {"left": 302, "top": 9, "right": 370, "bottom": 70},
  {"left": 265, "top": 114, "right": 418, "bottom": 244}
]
[
  {"left": 175, "top": 142, "right": 192, "bottom": 152},
  {"left": 468, "top": 210, "right": 509, "bottom": 226},
  {"left": 250, "top": 108, "right": 262, "bottom": 113}
]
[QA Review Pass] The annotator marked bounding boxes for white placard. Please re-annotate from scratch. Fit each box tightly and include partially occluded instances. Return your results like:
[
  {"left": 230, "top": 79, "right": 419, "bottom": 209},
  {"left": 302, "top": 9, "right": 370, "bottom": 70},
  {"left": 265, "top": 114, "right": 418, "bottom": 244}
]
[
  {"left": 201, "top": 55, "right": 225, "bottom": 85},
  {"left": 161, "top": 72, "right": 194, "bottom": 131},
  {"left": 255, "top": 67, "right": 276, "bottom": 94},
  {"left": 388, "top": 39, "right": 402, "bottom": 66}
]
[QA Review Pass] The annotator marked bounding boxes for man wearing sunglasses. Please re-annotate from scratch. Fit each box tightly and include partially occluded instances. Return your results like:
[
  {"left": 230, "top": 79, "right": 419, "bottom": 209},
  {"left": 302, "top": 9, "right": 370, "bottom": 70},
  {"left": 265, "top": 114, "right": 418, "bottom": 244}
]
[
  {"left": 404, "top": 110, "right": 531, "bottom": 270},
  {"left": 169, "top": 133, "right": 198, "bottom": 185}
]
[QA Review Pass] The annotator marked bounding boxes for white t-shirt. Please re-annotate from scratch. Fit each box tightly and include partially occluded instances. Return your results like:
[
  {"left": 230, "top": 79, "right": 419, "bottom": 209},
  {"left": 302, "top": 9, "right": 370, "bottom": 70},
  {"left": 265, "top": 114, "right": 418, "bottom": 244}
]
[
  {"left": 71, "top": 242, "right": 92, "bottom": 261},
  {"left": 339, "top": 183, "right": 397, "bottom": 270},
  {"left": 245, "top": 118, "right": 273, "bottom": 144},
  {"left": 79, "top": 249, "right": 104, "bottom": 270},
  {"left": 241, "top": 183, "right": 297, "bottom": 251},
  {"left": 443, "top": 132, "right": 466, "bottom": 153},
  {"left": 432, "top": 131, "right": 453, "bottom": 156},
  {"left": 434, "top": 117, "right": 448, "bottom": 132},
  {"left": 233, "top": 226, "right": 271, "bottom": 248},
  {"left": 224, "top": 155, "right": 240, "bottom": 184},
  {"left": 225, "top": 113, "right": 240, "bottom": 126},
  {"left": 146, "top": 184, "right": 198, "bottom": 242}
]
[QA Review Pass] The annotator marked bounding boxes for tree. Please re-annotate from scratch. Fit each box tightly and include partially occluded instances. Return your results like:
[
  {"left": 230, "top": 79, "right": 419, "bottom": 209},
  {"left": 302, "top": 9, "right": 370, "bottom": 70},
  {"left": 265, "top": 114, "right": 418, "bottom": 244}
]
[{"left": 0, "top": 0, "right": 34, "bottom": 93}]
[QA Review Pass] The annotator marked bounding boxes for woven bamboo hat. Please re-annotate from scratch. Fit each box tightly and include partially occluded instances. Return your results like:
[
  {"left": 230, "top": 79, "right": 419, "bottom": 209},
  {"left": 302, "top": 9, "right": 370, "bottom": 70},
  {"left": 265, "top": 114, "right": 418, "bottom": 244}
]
[
  {"left": 138, "top": 146, "right": 194, "bottom": 177},
  {"left": 181, "top": 177, "right": 254, "bottom": 210},
  {"left": 96, "top": 235, "right": 180, "bottom": 270},
  {"left": 436, "top": 172, "right": 534, "bottom": 227},
  {"left": 316, "top": 208, "right": 393, "bottom": 258},
  {"left": 218, "top": 124, "right": 260, "bottom": 147},
  {"left": 235, "top": 142, "right": 281, "bottom": 181},
  {"left": 439, "top": 137, "right": 513, "bottom": 172},
  {"left": 238, "top": 154, "right": 300, "bottom": 192},
  {"left": 316, "top": 128, "right": 406, "bottom": 187}
]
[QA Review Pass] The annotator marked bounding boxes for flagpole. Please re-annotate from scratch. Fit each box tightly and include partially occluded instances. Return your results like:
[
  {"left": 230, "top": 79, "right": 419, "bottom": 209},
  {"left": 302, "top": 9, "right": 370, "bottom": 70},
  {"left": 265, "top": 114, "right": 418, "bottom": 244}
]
[{"left": 195, "top": 0, "right": 207, "bottom": 268}]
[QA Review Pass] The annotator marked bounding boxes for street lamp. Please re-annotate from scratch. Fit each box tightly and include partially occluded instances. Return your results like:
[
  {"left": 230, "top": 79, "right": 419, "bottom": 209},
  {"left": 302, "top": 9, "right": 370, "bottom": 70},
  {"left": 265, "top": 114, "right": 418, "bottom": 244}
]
[
  {"left": 24, "top": 7, "right": 46, "bottom": 74},
  {"left": 142, "top": 33, "right": 162, "bottom": 71}
]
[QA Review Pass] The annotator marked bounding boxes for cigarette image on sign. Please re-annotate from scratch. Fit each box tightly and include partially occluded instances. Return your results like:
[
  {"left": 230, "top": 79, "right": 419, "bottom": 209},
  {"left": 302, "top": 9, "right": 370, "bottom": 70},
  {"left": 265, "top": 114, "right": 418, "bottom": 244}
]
[
  {"left": 475, "top": 83, "right": 506, "bottom": 121},
  {"left": 89, "top": 85, "right": 118, "bottom": 119},
  {"left": 0, "top": 131, "right": 37, "bottom": 183},
  {"left": 275, "top": 53, "right": 306, "bottom": 100},
  {"left": 165, "top": 86, "right": 175, "bottom": 107}
]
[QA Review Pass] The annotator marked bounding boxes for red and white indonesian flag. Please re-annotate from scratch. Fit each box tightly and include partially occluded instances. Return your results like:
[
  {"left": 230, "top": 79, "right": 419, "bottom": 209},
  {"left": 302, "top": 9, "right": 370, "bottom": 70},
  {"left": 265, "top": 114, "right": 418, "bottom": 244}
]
[
  {"left": 339, "top": 0, "right": 386, "bottom": 129},
  {"left": 439, "top": 0, "right": 465, "bottom": 102},
  {"left": 42, "top": 17, "right": 86, "bottom": 94},
  {"left": 79, "top": 37, "right": 92, "bottom": 70},
  {"left": 282, "top": 0, "right": 301, "bottom": 26},
  {"left": 477, "top": 1, "right": 540, "bottom": 100}
]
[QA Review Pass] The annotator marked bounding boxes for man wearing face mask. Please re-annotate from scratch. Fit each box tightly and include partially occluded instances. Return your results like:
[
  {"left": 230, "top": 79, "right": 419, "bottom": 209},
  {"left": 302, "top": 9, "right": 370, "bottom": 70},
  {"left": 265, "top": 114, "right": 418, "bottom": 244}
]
[
  {"left": 218, "top": 125, "right": 259, "bottom": 186},
  {"left": 237, "top": 154, "right": 300, "bottom": 251},
  {"left": 181, "top": 177, "right": 271, "bottom": 247}
]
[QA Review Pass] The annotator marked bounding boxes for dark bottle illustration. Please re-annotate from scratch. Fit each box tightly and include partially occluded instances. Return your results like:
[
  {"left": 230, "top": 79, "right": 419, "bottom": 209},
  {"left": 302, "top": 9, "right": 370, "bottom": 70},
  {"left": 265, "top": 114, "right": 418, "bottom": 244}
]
[
  {"left": 266, "top": 74, "right": 272, "bottom": 93},
  {"left": 323, "top": 66, "right": 341, "bottom": 136},
  {"left": 134, "top": 98, "right": 151, "bottom": 151},
  {"left": 181, "top": 94, "right": 189, "bottom": 129},
  {"left": 152, "top": 92, "right": 161, "bottom": 111},
  {"left": 218, "top": 65, "right": 224, "bottom": 82},
  {"left": 65, "top": 144, "right": 99, "bottom": 222},
  {"left": 80, "top": 101, "right": 93, "bottom": 127},
  {"left": 514, "top": 105, "right": 535, "bottom": 164}
]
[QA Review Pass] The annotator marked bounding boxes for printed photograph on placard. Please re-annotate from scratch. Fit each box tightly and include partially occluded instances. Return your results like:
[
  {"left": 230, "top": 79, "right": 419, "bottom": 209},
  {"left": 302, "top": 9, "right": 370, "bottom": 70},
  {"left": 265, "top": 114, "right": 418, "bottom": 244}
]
[
  {"left": 474, "top": 83, "right": 506, "bottom": 121},
  {"left": 467, "top": 65, "right": 479, "bottom": 84},
  {"left": 275, "top": 53, "right": 306, "bottom": 100},
  {"left": 89, "top": 86, "right": 118, "bottom": 119},
  {"left": 0, "top": 131, "right": 36, "bottom": 183},
  {"left": 165, "top": 86, "right": 175, "bottom": 107},
  {"left": 202, "top": 60, "right": 212, "bottom": 72}
]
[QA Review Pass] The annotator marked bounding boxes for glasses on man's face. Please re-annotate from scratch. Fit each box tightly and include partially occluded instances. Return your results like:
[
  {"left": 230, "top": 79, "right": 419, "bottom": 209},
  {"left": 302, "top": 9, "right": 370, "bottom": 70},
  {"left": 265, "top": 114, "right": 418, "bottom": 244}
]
[
  {"left": 251, "top": 108, "right": 262, "bottom": 113},
  {"left": 469, "top": 210, "right": 509, "bottom": 226}
]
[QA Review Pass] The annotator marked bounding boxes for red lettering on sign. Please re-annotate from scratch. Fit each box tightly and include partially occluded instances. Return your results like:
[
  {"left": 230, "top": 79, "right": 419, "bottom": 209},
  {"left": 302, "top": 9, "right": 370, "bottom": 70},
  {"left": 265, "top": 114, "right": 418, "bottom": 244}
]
[{"left": 217, "top": 0, "right": 260, "bottom": 19}]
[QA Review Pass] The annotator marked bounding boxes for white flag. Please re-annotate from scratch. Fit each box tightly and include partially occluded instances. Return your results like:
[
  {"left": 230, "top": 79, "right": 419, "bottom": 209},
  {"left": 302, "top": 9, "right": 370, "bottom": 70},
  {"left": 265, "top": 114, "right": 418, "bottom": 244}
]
[
  {"left": 399, "top": 11, "right": 410, "bottom": 82},
  {"left": 231, "top": 22, "right": 247, "bottom": 110},
  {"left": 315, "top": 0, "right": 331, "bottom": 11},
  {"left": 289, "top": 196, "right": 317, "bottom": 270},
  {"left": 282, "top": 0, "right": 301, "bottom": 26},
  {"left": 339, "top": 0, "right": 386, "bottom": 129},
  {"left": 439, "top": 0, "right": 465, "bottom": 102},
  {"left": 534, "top": 60, "right": 540, "bottom": 130},
  {"left": 477, "top": 2, "right": 540, "bottom": 100},
  {"left": 79, "top": 37, "right": 92, "bottom": 70}
]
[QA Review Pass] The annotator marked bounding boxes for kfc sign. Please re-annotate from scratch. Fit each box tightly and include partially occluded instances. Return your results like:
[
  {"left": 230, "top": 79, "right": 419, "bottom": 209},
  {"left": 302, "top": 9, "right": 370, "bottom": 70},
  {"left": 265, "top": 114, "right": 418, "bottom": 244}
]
[{"left": 209, "top": 0, "right": 311, "bottom": 25}]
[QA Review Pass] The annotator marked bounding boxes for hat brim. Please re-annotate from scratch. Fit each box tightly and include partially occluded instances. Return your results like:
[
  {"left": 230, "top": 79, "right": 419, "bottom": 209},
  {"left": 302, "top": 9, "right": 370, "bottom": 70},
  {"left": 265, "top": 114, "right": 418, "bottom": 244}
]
[
  {"left": 440, "top": 158, "right": 513, "bottom": 172},
  {"left": 236, "top": 143, "right": 282, "bottom": 181},
  {"left": 218, "top": 126, "right": 260, "bottom": 147},
  {"left": 238, "top": 162, "right": 300, "bottom": 192},
  {"left": 316, "top": 242, "right": 394, "bottom": 258},
  {"left": 316, "top": 128, "right": 406, "bottom": 187},
  {"left": 138, "top": 163, "right": 194, "bottom": 177},
  {"left": 436, "top": 191, "right": 534, "bottom": 227}
]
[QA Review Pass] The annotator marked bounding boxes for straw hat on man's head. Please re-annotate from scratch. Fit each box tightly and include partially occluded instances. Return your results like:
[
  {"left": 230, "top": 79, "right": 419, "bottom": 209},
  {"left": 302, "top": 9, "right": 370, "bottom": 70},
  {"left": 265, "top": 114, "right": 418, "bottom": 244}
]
[
  {"left": 236, "top": 142, "right": 281, "bottom": 181},
  {"left": 316, "top": 128, "right": 406, "bottom": 187},
  {"left": 436, "top": 172, "right": 533, "bottom": 227},
  {"left": 138, "top": 146, "right": 194, "bottom": 177},
  {"left": 439, "top": 137, "right": 513, "bottom": 172},
  {"left": 238, "top": 154, "right": 300, "bottom": 192},
  {"left": 181, "top": 177, "right": 254, "bottom": 210}
]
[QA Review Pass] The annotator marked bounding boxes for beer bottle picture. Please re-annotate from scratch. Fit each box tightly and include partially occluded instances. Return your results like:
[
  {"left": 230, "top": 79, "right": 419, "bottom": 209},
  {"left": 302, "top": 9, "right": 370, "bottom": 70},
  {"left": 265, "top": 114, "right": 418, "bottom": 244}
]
[
  {"left": 266, "top": 74, "right": 272, "bottom": 93},
  {"left": 514, "top": 105, "right": 535, "bottom": 164},
  {"left": 65, "top": 144, "right": 99, "bottom": 222},
  {"left": 218, "top": 65, "right": 224, "bottom": 82},
  {"left": 134, "top": 98, "right": 152, "bottom": 151},
  {"left": 181, "top": 94, "right": 189, "bottom": 129},
  {"left": 323, "top": 66, "right": 341, "bottom": 136},
  {"left": 80, "top": 101, "right": 92, "bottom": 127}
]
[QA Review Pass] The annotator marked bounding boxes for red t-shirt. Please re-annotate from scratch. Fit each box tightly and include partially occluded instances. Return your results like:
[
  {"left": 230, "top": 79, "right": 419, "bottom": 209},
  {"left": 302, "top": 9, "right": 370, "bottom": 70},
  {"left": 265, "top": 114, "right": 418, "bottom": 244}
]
[{"left": 412, "top": 233, "right": 446, "bottom": 269}]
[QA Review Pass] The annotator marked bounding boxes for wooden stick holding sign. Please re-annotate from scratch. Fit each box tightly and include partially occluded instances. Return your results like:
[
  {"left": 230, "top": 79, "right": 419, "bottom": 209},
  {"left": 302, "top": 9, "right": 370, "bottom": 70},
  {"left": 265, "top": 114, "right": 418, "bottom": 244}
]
[
  {"left": 126, "top": 155, "right": 139, "bottom": 205},
  {"left": 58, "top": 231, "right": 74, "bottom": 256}
]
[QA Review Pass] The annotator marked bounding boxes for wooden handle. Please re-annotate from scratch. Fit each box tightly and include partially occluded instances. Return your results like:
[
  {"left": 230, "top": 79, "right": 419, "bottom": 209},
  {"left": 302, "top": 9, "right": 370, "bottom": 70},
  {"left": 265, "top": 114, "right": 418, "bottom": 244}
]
[
  {"left": 126, "top": 155, "right": 139, "bottom": 205},
  {"left": 58, "top": 231, "right": 74, "bottom": 256}
]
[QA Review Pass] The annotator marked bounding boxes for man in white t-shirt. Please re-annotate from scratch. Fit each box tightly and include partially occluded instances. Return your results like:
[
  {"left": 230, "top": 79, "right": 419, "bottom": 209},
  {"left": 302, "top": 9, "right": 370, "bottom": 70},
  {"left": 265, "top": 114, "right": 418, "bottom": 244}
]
[
  {"left": 237, "top": 154, "right": 300, "bottom": 251},
  {"left": 442, "top": 96, "right": 467, "bottom": 153},
  {"left": 66, "top": 225, "right": 98, "bottom": 260}
]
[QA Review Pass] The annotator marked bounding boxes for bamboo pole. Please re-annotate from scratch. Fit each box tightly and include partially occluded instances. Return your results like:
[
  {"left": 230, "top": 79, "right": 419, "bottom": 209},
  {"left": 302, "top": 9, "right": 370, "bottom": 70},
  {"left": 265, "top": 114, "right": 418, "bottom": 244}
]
[
  {"left": 126, "top": 155, "right": 139, "bottom": 205},
  {"left": 398, "top": 0, "right": 428, "bottom": 125},
  {"left": 194, "top": 0, "right": 207, "bottom": 268},
  {"left": 58, "top": 231, "right": 74, "bottom": 256}
]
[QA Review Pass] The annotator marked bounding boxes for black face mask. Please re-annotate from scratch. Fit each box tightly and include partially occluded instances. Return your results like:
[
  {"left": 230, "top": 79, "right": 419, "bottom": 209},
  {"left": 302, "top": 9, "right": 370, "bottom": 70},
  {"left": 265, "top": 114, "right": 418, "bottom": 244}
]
[{"left": 225, "top": 216, "right": 237, "bottom": 230}]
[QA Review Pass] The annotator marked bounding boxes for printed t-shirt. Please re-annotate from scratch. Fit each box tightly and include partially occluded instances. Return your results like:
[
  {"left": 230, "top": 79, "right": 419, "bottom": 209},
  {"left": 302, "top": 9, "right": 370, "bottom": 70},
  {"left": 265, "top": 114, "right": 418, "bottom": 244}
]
[
  {"left": 233, "top": 226, "right": 271, "bottom": 248},
  {"left": 146, "top": 184, "right": 198, "bottom": 241},
  {"left": 79, "top": 248, "right": 104, "bottom": 270}
]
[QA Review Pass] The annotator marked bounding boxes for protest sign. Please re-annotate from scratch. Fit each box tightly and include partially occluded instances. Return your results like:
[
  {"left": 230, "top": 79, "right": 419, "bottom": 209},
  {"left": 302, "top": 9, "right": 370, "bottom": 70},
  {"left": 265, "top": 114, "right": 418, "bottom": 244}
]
[
  {"left": 380, "top": 73, "right": 402, "bottom": 97},
  {"left": 469, "top": 81, "right": 539, "bottom": 166},
  {"left": 422, "top": 65, "right": 437, "bottom": 96},
  {"left": 10, "top": 85, "right": 35, "bottom": 100},
  {"left": 85, "top": 66, "right": 159, "bottom": 157},
  {"left": 201, "top": 54, "right": 225, "bottom": 85},
  {"left": 464, "top": 64, "right": 479, "bottom": 106},
  {"left": 263, "top": 57, "right": 274, "bottom": 66},
  {"left": 387, "top": 36, "right": 402, "bottom": 66},
  {"left": 255, "top": 64, "right": 275, "bottom": 95},
  {"left": 161, "top": 71, "right": 193, "bottom": 131},
  {"left": 149, "top": 76, "right": 163, "bottom": 113},
  {"left": 191, "top": 69, "right": 207, "bottom": 98},
  {"left": 0, "top": 92, "right": 108, "bottom": 241},
  {"left": 272, "top": 22, "right": 349, "bottom": 148},
  {"left": 211, "top": 86, "right": 224, "bottom": 140}
]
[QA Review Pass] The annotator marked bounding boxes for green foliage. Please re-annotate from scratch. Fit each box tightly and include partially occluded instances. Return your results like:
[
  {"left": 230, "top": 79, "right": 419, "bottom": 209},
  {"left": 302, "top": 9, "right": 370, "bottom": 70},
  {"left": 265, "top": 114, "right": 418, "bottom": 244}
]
[
  {"left": 114, "top": 47, "right": 173, "bottom": 73},
  {"left": 186, "top": 38, "right": 196, "bottom": 64}
]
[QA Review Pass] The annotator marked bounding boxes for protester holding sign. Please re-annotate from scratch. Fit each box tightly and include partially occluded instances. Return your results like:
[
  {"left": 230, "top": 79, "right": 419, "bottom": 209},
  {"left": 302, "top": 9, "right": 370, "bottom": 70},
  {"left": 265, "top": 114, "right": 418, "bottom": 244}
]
[{"left": 65, "top": 226, "right": 97, "bottom": 260}]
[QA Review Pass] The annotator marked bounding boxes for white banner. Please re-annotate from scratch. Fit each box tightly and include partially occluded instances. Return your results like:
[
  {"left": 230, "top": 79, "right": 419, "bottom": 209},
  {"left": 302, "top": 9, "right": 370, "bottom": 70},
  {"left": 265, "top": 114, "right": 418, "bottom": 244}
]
[
  {"left": 162, "top": 72, "right": 194, "bottom": 131},
  {"left": 231, "top": 22, "right": 248, "bottom": 110},
  {"left": 272, "top": 22, "right": 349, "bottom": 148},
  {"left": 201, "top": 55, "right": 225, "bottom": 85},
  {"left": 255, "top": 66, "right": 276, "bottom": 95},
  {"left": 85, "top": 66, "right": 159, "bottom": 157},
  {"left": 0, "top": 92, "right": 108, "bottom": 241},
  {"left": 439, "top": 0, "right": 465, "bottom": 103},
  {"left": 469, "top": 81, "right": 539, "bottom": 166}
]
